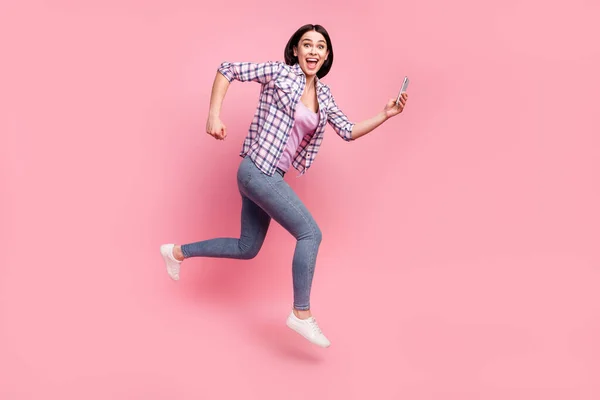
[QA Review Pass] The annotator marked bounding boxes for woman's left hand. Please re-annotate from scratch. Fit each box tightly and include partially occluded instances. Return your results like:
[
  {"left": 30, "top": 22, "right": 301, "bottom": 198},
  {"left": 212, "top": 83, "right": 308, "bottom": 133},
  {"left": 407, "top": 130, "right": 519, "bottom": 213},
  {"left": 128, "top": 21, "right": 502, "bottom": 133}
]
[{"left": 384, "top": 93, "right": 408, "bottom": 119}]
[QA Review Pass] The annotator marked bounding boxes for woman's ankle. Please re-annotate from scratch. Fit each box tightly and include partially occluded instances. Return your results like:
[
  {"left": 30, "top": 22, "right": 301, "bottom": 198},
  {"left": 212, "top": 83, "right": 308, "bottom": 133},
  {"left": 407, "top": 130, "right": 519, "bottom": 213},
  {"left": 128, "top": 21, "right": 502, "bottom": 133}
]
[
  {"left": 293, "top": 308, "right": 312, "bottom": 319},
  {"left": 173, "top": 245, "right": 185, "bottom": 261}
]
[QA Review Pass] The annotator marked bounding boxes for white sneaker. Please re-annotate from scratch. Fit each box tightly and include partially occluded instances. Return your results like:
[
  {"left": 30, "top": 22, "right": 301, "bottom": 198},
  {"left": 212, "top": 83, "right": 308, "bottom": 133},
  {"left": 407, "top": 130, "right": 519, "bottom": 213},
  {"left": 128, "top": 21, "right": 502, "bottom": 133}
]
[
  {"left": 160, "top": 244, "right": 181, "bottom": 280},
  {"left": 286, "top": 311, "right": 331, "bottom": 348}
]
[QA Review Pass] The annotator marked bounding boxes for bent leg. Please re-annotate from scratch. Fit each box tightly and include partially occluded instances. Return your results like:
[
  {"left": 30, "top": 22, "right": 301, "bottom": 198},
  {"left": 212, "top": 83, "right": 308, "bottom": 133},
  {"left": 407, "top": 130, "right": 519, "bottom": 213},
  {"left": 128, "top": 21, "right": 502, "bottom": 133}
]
[
  {"left": 180, "top": 195, "right": 271, "bottom": 260},
  {"left": 242, "top": 169, "right": 322, "bottom": 311}
]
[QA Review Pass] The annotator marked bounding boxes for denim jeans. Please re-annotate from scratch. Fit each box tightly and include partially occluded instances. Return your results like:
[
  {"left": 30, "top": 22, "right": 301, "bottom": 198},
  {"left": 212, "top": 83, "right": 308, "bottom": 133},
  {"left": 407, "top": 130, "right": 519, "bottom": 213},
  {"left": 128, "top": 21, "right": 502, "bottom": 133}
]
[{"left": 181, "top": 156, "right": 322, "bottom": 310}]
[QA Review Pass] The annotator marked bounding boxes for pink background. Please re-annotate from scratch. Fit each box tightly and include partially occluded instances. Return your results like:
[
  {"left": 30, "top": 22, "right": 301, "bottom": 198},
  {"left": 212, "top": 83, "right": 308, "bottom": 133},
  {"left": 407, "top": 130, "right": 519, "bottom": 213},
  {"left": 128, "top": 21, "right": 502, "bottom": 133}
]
[{"left": 2, "top": 0, "right": 600, "bottom": 399}]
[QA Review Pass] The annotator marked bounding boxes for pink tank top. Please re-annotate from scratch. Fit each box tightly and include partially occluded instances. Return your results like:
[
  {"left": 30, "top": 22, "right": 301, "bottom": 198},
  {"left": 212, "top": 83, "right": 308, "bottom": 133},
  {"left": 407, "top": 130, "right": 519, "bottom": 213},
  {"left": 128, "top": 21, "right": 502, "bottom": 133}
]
[{"left": 277, "top": 101, "right": 320, "bottom": 173}]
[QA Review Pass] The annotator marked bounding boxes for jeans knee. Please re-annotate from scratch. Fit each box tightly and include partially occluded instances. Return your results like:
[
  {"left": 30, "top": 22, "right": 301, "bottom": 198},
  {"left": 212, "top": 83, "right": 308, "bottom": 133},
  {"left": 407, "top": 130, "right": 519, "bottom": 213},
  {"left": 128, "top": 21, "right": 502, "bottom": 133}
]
[
  {"left": 313, "top": 224, "right": 323, "bottom": 245},
  {"left": 239, "top": 242, "right": 261, "bottom": 260},
  {"left": 298, "top": 223, "right": 322, "bottom": 244}
]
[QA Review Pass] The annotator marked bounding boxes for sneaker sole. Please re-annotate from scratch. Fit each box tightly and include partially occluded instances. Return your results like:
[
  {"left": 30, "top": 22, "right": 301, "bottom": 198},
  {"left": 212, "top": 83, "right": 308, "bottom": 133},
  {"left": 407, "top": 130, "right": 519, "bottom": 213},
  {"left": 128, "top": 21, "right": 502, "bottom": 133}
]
[{"left": 160, "top": 245, "right": 180, "bottom": 281}]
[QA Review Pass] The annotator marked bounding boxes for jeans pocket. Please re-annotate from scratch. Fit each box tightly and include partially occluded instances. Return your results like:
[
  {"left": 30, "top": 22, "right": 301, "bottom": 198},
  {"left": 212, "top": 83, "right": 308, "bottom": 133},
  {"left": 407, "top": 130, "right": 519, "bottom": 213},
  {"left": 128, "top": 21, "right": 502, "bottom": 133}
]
[
  {"left": 237, "top": 159, "right": 253, "bottom": 188},
  {"left": 241, "top": 172, "right": 253, "bottom": 187}
]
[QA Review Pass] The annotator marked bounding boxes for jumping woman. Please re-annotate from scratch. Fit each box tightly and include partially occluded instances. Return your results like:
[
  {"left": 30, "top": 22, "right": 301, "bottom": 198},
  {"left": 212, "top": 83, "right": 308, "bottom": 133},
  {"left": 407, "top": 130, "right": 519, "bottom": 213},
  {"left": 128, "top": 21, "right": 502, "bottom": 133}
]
[{"left": 160, "top": 24, "right": 408, "bottom": 348}]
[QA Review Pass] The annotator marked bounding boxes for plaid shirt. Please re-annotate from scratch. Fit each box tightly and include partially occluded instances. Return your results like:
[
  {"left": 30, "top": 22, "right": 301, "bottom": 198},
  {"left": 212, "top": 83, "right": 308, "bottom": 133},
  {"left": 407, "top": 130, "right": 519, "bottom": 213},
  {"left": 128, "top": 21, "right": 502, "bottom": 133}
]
[{"left": 218, "top": 61, "right": 355, "bottom": 176}]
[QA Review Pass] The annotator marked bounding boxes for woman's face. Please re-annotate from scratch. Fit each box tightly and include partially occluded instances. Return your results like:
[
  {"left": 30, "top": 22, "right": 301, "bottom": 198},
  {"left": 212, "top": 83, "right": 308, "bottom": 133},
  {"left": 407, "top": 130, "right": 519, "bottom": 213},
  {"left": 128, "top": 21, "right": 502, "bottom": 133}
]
[{"left": 293, "top": 30, "right": 329, "bottom": 78}]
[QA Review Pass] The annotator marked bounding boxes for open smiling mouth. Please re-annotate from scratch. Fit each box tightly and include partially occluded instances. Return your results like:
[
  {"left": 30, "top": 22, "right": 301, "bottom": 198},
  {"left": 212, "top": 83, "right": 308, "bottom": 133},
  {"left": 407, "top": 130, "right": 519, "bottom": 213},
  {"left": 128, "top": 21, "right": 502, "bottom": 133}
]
[{"left": 306, "top": 58, "right": 319, "bottom": 69}]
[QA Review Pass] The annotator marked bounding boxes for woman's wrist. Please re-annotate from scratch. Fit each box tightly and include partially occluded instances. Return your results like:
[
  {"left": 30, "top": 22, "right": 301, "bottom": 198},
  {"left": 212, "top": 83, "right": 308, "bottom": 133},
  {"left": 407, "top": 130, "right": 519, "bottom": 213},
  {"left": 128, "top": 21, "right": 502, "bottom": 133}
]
[{"left": 379, "top": 110, "right": 389, "bottom": 123}]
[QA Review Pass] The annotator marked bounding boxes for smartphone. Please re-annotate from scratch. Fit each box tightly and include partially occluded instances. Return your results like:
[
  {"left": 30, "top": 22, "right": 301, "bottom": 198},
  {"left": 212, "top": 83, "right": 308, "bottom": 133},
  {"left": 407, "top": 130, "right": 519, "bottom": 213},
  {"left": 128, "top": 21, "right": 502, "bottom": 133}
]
[{"left": 396, "top": 76, "right": 409, "bottom": 105}]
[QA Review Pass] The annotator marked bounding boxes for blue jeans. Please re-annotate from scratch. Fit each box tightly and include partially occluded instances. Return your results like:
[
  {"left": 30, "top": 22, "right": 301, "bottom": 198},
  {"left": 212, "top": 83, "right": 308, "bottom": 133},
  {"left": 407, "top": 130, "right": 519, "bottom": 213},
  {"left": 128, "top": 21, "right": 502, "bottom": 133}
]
[{"left": 181, "top": 156, "right": 322, "bottom": 311}]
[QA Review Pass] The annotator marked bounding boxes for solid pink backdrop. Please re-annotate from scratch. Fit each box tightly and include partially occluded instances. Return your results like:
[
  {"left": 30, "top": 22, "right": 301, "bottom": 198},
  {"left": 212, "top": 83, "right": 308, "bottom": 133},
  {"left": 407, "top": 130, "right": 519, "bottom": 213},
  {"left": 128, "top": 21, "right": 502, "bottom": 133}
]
[{"left": 2, "top": 0, "right": 599, "bottom": 399}]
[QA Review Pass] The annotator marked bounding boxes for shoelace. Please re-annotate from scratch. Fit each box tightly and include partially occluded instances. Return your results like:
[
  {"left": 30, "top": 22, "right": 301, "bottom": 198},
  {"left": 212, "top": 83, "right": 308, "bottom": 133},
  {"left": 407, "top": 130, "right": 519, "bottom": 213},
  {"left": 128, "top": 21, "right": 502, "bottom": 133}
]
[{"left": 308, "top": 318, "right": 323, "bottom": 334}]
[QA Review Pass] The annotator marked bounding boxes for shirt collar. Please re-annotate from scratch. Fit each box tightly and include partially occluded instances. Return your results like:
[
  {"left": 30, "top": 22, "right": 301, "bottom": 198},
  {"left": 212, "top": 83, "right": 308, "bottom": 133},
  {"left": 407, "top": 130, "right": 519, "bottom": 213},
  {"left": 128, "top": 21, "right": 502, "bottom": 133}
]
[{"left": 292, "top": 63, "right": 324, "bottom": 92}]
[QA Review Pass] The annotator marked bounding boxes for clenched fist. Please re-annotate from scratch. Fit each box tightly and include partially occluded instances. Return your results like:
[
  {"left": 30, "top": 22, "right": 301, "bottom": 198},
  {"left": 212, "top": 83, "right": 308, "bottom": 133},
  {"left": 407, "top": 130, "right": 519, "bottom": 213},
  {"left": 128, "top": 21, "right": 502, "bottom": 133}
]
[{"left": 206, "top": 115, "right": 227, "bottom": 140}]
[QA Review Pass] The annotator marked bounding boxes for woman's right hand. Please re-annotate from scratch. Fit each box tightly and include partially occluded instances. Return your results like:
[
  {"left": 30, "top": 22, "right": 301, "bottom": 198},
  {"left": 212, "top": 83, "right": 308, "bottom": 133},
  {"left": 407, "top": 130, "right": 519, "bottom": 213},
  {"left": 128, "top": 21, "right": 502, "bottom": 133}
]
[{"left": 206, "top": 115, "right": 227, "bottom": 140}]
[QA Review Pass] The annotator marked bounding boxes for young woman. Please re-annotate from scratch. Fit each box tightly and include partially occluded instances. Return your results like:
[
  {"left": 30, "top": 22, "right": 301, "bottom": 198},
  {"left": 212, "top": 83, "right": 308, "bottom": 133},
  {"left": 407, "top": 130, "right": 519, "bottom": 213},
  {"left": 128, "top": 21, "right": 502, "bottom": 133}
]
[{"left": 160, "top": 24, "right": 408, "bottom": 348}]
